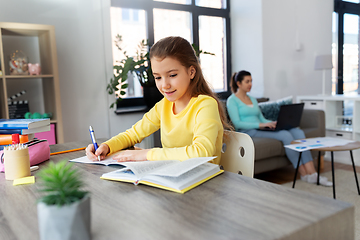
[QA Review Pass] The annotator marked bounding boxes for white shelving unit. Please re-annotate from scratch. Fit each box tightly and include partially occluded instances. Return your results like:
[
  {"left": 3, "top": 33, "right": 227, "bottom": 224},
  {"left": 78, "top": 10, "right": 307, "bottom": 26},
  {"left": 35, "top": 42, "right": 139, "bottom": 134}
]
[
  {"left": 0, "top": 22, "right": 63, "bottom": 143},
  {"left": 297, "top": 95, "right": 360, "bottom": 165}
]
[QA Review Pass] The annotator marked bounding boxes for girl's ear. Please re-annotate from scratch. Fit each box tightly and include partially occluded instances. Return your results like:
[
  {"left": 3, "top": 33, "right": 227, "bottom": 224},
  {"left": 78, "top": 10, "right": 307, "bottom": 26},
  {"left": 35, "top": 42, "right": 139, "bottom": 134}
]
[{"left": 189, "top": 66, "right": 196, "bottom": 79}]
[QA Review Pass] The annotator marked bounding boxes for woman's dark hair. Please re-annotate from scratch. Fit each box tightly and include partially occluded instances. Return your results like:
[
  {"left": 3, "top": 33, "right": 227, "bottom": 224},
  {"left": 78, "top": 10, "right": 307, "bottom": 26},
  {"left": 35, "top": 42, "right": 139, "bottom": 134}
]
[
  {"left": 149, "top": 36, "right": 232, "bottom": 130},
  {"left": 230, "top": 70, "right": 251, "bottom": 93}
]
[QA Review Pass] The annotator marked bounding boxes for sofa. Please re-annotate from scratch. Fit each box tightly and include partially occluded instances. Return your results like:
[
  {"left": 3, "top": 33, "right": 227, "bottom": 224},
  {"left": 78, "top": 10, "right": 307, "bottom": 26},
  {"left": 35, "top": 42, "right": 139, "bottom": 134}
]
[
  {"left": 222, "top": 97, "right": 325, "bottom": 175},
  {"left": 253, "top": 109, "right": 325, "bottom": 174}
]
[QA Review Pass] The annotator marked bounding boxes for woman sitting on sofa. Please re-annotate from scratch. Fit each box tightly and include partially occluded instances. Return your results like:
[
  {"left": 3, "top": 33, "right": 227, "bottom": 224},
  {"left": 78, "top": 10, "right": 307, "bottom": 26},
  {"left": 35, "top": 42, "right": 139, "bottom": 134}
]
[{"left": 226, "top": 70, "right": 332, "bottom": 187}]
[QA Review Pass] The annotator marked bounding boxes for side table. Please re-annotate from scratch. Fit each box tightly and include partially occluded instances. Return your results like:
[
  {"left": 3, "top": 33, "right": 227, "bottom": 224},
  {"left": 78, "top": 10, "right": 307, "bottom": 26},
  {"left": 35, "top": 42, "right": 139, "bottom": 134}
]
[{"left": 292, "top": 141, "right": 360, "bottom": 199}]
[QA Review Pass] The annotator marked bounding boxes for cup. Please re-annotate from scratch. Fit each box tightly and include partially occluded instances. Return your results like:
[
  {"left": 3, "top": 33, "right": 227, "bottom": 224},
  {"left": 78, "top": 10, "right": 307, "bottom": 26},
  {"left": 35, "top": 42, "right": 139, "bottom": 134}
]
[{"left": 4, "top": 147, "right": 31, "bottom": 180}]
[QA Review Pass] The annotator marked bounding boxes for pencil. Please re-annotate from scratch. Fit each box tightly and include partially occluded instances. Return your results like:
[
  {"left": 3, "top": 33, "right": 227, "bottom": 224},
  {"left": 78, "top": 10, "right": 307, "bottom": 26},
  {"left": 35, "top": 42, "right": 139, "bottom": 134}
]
[{"left": 50, "top": 147, "right": 86, "bottom": 156}]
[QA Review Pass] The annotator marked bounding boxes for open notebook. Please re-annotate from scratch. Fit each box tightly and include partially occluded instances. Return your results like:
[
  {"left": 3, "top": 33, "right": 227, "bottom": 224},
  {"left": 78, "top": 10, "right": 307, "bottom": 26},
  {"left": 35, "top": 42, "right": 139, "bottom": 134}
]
[{"left": 70, "top": 155, "right": 223, "bottom": 194}]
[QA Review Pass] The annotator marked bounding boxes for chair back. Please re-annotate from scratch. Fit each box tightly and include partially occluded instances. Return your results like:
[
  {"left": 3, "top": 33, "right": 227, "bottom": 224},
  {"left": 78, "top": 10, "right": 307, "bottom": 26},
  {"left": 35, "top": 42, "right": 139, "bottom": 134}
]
[{"left": 220, "top": 130, "right": 255, "bottom": 178}]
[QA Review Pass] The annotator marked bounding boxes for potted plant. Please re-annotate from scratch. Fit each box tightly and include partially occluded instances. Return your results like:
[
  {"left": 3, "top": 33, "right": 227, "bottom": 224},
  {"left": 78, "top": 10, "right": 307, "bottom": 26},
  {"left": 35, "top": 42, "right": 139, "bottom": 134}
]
[
  {"left": 106, "top": 35, "right": 214, "bottom": 109},
  {"left": 107, "top": 35, "right": 160, "bottom": 109},
  {"left": 37, "top": 160, "right": 90, "bottom": 240}
]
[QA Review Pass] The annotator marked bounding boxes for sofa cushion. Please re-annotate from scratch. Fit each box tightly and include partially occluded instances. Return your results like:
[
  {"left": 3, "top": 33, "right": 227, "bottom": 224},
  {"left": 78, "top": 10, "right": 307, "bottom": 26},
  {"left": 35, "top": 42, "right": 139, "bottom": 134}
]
[
  {"left": 252, "top": 137, "right": 286, "bottom": 161},
  {"left": 258, "top": 101, "right": 280, "bottom": 121},
  {"left": 258, "top": 96, "right": 293, "bottom": 121}
]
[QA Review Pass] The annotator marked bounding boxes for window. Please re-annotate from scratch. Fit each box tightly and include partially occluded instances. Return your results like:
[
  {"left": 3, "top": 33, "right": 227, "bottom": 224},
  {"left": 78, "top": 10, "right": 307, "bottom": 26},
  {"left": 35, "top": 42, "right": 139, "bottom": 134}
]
[
  {"left": 333, "top": 0, "right": 360, "bottom": 116},
  {"left": 110, "top": 0, "right": 231, "bottom": 111},
  {"left": 333, "top": 0, "right": 360, "bottom": 95}
]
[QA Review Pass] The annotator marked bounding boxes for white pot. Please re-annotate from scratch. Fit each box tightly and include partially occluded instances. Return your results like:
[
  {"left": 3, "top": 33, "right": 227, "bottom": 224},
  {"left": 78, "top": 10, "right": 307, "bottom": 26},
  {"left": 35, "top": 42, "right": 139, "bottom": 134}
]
[{"left": 37, "top": 194, "right": 91, "bottom": 240}]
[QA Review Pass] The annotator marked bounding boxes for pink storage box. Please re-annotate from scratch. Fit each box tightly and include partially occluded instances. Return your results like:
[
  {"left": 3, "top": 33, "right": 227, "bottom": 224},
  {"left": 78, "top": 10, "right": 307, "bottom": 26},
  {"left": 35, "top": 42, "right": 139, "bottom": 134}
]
[{"left": 35, "top": 123, "right": 56, "bottom": 145}]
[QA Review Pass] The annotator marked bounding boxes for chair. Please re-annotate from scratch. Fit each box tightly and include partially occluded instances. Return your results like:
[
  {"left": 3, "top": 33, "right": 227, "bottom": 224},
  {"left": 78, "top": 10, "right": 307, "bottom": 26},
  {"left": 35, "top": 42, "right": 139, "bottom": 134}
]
[{"left": 220, "top": 130, "right": 255, "bottom": 178}]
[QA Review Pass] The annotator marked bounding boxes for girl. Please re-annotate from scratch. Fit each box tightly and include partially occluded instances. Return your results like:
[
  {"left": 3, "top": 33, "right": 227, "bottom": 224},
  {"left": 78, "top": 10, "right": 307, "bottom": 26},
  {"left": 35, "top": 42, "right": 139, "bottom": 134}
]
[
  {"left": 86, "top": 36, "right": 230, "bottom": 165},
  {"left": 226, "top": 70, "right": 332, "bottom": 186}
]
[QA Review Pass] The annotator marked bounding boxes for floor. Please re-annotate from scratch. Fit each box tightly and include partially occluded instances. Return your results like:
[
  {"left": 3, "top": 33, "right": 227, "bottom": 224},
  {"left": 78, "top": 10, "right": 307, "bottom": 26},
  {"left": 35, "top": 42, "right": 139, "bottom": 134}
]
[{"left": 254, "top": 159, "right": 360, "bottom": 184}]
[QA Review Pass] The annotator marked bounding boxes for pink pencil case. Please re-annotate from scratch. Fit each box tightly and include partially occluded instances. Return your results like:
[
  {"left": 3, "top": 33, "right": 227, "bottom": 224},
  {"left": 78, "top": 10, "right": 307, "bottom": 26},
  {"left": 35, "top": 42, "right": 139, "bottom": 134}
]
[{"left": 0, "top": 138, "right": 50, "bottom": 172}]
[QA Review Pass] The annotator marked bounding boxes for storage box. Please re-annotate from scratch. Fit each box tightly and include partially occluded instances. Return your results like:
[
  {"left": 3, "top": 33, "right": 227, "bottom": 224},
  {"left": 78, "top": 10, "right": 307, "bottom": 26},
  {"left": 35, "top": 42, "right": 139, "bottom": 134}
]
[{"left": 34, "top": 123, "right": 56, "bottom": 145}]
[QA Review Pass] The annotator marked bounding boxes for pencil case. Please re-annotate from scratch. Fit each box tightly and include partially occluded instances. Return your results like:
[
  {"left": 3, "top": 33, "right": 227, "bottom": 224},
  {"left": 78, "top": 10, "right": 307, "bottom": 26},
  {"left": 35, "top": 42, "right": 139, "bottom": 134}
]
[{"left": 0, "top": 138, "right": 50, "bottom": 172}]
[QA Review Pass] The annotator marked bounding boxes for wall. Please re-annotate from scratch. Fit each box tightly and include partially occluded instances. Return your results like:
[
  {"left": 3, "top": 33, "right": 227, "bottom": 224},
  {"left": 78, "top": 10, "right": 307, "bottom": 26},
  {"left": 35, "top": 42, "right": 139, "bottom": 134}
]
[
  {"left": 0, "top": 0, "right": 334, "bottom": 142},
  {"left": 0, "top": 0, "right": 145, "bottom": 144},
  {"left": 262, "top": 0, "right": 333, "bottom": 101},
  {"left": 230, "top": 0, "right": 264, "bottom": 97},
  {"left": 230, "top": 0, "right": 333, "bottom": 100}
]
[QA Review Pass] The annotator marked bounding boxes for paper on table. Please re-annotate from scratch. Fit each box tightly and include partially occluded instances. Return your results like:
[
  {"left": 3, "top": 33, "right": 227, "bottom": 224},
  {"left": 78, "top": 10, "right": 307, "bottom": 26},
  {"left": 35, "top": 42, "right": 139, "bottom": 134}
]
[
  {"left": 285, "top": 137, "right": 355, "bottom": 152},
  {"left": 69, "top": 154, "right": 123, "bottom": 166}
]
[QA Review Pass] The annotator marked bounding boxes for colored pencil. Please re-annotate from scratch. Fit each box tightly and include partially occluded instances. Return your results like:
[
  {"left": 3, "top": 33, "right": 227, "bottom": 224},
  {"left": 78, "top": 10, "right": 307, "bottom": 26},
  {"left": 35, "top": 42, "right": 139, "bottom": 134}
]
[{"left": 50, "top": 147, "right": 86, "bottom": 156}]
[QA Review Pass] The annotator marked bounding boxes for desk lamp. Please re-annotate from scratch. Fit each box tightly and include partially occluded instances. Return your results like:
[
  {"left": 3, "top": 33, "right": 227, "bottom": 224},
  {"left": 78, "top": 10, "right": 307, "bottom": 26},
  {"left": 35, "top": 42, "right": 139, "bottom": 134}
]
[{"left": 314, "top": 54, "right": 333, "bottom": 95}]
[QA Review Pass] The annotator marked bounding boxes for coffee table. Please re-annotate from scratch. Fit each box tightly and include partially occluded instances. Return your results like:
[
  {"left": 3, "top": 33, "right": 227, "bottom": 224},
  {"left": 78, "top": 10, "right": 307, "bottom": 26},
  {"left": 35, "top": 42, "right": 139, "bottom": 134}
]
[{"left": 292, "top": 140, "right": 360, "bottom": 199}]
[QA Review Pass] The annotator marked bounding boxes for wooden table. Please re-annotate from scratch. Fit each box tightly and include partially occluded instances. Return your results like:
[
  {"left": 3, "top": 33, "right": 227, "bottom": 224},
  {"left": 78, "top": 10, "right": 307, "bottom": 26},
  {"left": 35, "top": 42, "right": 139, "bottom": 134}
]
[
  {"left": 292, "top": 140, "right": 360, "bottom": 199},
  {"left": 0, "top": 140, "right": 355, "bottom": 240}
]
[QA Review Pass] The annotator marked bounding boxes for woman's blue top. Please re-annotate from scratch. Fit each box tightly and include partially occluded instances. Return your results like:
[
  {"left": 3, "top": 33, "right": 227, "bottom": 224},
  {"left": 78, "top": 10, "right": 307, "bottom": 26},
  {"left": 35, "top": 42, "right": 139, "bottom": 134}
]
[{"left": 226, "top": 94, "right": 271, "bottom": 130}]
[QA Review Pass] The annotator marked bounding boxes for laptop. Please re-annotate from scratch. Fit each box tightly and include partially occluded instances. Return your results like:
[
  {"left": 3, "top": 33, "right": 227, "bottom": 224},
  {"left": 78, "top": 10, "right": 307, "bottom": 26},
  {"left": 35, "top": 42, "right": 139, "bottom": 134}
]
[{"left": 262, "top": 103, "right": 305, "bottom": 131}]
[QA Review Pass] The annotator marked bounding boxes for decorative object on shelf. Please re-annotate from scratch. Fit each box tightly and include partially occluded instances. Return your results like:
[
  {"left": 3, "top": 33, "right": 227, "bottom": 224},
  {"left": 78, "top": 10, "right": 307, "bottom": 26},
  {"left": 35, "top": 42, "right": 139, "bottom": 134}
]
[
  {"left": 314, "top": 54, "right": 333, "bottom": 95},
  {"left": 28, "top": 63, "right": 41, "bottom": 75},
  {"left": 37, "top": 160, "right": 91, "bottom": 240},
  {"left": 7, "top": 90, "right": 29, "bottom": 119},
  {"left": 107, "top": 35, "right": 215, "bottom": 109},
  {"left": 8, "top": 100, "right": 29, "bottom": 119},
  {"left": 9, "top": 50, "right": 28, "bottom": 75},
  {"left": 24, "top": 112, "right": 52, "bottom": 119}
]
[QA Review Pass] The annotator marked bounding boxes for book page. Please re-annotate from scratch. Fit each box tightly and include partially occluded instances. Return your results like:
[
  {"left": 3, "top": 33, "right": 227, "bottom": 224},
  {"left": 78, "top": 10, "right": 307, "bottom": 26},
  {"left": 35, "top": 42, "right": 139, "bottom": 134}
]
[
  {"left": 147, "top": 156, "right": 216, "bottom": 177},
  {"left": 143, "top": 163, "right": 220, "bottom": 190},
  {"left": 121, "top": 160, "right": 178, "bottom": 178},
  {"left": 101, "top": 168, "right": 137, "bottom": 182}
]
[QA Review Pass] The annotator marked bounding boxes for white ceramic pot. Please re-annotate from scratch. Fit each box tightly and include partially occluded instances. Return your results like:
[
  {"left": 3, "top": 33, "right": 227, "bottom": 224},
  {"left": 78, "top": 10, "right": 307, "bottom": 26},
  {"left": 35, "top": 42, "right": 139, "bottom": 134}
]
[{"left": 37, "top": 194, "right": 91, "bottom": 240}]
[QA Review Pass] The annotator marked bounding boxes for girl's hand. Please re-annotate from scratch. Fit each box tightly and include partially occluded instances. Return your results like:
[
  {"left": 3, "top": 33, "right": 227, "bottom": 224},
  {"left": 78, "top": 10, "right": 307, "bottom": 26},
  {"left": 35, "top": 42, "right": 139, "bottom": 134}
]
[
  {"left": 113, "top": 149, "right": 150, "bottom": 162},
  {"left": 259, "top": 121, "right": 277, "bottom": 129},
  {"left": 85, "top": 143, "right": 110, "bottom": 161}
]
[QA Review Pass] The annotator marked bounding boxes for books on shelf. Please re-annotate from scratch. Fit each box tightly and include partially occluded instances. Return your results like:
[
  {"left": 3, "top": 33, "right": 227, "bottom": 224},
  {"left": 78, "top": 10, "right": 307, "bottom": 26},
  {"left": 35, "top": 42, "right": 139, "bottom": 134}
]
[
  {"left": 0, "top": 125, "right": 51, "bottom": 135},
  {"left": 70, "top": 155, "right": 223, "bottom": 194},
  {"left": 0, "top": 118, "right": 50, "bottom": 129}
]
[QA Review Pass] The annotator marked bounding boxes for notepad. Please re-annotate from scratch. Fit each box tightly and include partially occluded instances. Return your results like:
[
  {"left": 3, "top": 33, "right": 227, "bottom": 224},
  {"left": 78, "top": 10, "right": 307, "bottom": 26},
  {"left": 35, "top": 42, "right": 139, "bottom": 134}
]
[{"left": 13, "top": 176, "right": 35, "bottom": 186}]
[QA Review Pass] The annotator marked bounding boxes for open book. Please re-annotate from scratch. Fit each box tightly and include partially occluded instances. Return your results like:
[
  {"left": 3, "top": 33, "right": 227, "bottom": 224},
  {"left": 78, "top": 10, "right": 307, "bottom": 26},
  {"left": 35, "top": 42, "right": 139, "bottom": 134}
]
[{"left": 70, "top": 155, "right": 223, "bottom": 194}]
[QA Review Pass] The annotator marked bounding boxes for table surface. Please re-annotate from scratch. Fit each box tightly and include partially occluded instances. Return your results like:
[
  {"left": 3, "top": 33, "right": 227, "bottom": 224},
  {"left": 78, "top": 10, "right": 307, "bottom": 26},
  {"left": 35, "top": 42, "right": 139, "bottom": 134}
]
[{"left": 0, "top": 140, "right": 355, "bottom": 240}]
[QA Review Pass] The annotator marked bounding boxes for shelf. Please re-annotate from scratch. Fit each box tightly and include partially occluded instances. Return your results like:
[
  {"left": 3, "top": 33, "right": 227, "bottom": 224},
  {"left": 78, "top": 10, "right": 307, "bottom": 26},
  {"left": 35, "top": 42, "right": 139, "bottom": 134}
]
[
  {"left": 327, "top": 127, "right": 353, "bottom": 132},
  {"left": 4, "top": 74, "right": 54, "bottom": 79},
  {"left": 0, "top": 22, "right": 63, "bottom": 143}
]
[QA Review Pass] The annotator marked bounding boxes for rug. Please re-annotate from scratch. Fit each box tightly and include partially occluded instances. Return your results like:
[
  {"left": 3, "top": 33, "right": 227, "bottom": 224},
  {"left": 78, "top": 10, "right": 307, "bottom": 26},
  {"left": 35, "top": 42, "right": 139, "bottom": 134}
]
[{"left": 282, "top": 169, "right": 360, "bottom": 240}]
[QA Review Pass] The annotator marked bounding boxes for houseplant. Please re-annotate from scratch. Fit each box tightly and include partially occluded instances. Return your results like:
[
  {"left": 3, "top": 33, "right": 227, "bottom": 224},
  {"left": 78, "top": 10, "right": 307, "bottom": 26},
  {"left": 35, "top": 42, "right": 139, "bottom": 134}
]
[
  {"left": 107, "top": 34, "right": 156, "bottom": 109},
  {"left": 107, "top": 35, "right": 214, "bottom": 109},
  {"left": 37, "top": 160, "right": 90, "bottom": 240}
]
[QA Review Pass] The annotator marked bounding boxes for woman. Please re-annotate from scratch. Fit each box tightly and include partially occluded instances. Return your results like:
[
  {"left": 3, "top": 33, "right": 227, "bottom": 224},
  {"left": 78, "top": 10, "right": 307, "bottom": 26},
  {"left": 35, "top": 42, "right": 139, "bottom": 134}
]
[{"left": 226, "top": 70, "right": 332, "bottom": 186}]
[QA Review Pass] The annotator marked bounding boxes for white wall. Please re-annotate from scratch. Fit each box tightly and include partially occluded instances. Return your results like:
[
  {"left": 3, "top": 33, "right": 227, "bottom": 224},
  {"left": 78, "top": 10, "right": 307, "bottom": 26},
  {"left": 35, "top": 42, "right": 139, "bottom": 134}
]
[
  {"left": 230, "top": 0, "right": 333, "bottom": 101},
  {"left": 230, "top": 0, "right": 264, "bottom": 97},
  {"left": 262, "top": 0, "right": 333, "bottom": 101},
  {"left": 0, "top": 0, "right": 334, "bottom": 142},
  {"left": 0, "top": 0, "right": 143, "bottom": 143}
]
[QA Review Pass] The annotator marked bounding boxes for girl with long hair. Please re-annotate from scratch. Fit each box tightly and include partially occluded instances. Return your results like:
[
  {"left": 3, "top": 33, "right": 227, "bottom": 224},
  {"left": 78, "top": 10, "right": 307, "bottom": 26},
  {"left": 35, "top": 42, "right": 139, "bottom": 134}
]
[{"left": 86, "top": 36, "right": 230, "bottom": 165}]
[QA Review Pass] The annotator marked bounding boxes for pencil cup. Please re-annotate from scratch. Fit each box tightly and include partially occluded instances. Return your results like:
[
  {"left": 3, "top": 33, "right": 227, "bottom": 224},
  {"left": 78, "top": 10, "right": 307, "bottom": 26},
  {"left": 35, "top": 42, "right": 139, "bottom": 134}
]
[{"left": 4, "top": 147, "right": 31, "bottom": 180}]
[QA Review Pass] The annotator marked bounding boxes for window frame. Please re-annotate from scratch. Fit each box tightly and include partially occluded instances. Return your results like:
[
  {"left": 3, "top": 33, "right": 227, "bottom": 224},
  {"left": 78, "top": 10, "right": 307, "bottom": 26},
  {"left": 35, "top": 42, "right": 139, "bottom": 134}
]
[
  {"left": 334, "top": 0, "right": 360, "bottom": 94},
  {"left": 111, "top": 0, "right": 232, "bottom": 113}
]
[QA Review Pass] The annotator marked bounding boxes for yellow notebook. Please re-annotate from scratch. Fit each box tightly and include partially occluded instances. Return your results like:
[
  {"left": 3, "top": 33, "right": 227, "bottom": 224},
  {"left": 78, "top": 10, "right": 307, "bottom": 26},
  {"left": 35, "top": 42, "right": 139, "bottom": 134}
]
[{"left": 100, "top": 157, "right": 223, "bottom": 193}]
